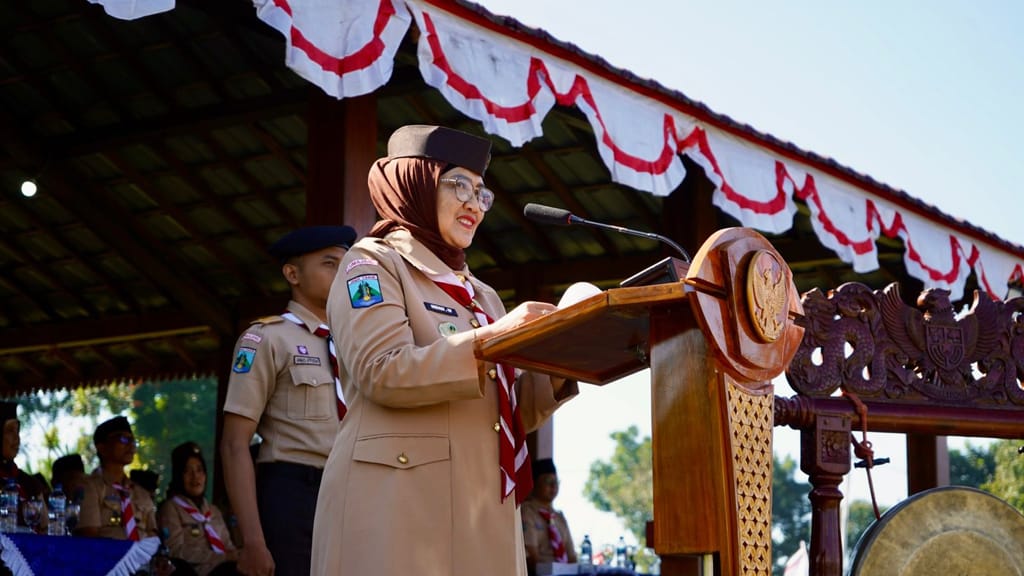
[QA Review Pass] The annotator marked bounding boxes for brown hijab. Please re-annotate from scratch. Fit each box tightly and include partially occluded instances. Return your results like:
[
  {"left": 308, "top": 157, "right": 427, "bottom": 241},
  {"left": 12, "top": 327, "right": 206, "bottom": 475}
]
[{"left": 367, "top": 156, "right": 467, "bottom": 271}]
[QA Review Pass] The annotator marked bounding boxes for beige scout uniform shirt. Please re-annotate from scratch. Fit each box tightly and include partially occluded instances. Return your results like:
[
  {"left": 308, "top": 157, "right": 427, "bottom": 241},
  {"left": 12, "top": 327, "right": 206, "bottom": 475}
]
[
  {"left": 521, "top": 499, "right": 577, "bottom": 564},
  {"left": 157, "top": 497, "right": 237, "bottom": 576},
  {"left": 223, "top": 300, "right": 339, "bottom": 467},
  {"left": 311, "top": 230, "right": 578, "bottom": 576},
  {"left": 78, "top": 470, "right": 158, "bottom": 540}
]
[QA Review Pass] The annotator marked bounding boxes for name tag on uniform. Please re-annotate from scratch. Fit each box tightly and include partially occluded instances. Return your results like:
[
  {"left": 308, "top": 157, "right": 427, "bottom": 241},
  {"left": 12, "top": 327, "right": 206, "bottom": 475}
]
[
  {"left": 424, "top": 302, "right": 458, "bottom": 316},
  {"left": 293, "top": 356, "right": 321, "bottom": 366}
]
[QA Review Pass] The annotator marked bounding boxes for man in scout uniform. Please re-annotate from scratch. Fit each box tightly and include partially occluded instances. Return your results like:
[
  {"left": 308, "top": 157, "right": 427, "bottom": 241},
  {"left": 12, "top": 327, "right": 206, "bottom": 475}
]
[
  {"left": 77, "top": 416, "right": 159, "bottom": 540},
  {"left": 221, "top": 225, "right": 356, "bottom": 576},
  {"left": 521, "top": 458, "right": 577, "bottom": 570}
]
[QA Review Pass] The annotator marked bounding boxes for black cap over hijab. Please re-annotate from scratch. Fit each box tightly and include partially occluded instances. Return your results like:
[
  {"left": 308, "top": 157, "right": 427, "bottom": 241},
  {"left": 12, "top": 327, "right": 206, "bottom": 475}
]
[
  {"left": 386, "top": 125, "right": 492, "bottom": 176},
  {"left": 0, "top": 402, "right": 16, "bottom": 425}
]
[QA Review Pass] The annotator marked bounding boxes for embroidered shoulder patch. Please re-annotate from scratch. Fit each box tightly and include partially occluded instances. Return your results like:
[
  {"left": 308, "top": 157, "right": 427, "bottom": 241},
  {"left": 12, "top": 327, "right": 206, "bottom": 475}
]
[
  {"left": 345, "top": 257, "right": 379, "bottom": 274},
  {"left": 232, "top": 347, "right": 256, "bottom": 373},
  {"left": 348, "top": 274, "right": 384, "bottom": 308}
]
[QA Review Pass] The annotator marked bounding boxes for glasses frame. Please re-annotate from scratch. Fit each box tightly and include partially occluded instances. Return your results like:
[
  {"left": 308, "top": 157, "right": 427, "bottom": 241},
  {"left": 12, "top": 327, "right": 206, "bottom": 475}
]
[
  {"left": 438, "top": 175, "right": 494, "bottom": 212},
  {"left": 110, "top": 433, "right": 137, "bottom": 447}
]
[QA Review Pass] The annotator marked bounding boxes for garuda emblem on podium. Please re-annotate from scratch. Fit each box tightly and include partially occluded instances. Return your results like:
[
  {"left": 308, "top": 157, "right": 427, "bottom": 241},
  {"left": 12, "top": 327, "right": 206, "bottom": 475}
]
[{"left": 746, "top": 250, "right": 787, "bottom": 343}]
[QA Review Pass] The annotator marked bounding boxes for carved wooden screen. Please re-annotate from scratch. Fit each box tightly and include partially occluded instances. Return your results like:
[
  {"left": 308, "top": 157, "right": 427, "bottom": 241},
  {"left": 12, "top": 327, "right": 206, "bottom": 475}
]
[{"left": 776, "top": 282, "right": 1024, "bottom": 576}]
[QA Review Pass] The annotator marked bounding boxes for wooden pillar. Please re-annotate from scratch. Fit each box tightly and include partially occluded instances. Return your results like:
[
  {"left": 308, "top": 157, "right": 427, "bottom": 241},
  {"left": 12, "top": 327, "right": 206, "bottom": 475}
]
[
  {"left": 305, "top": 88, "right": 378, "bottom": 234},
  {"left": 800, "top": 413, "right": 851, "bottom": 576},
  {"left": 662, "top": 156, "right": 719, "bottom": 258},
  {"left": 906, "top": 434, "right": 948, "bottom": 495}
]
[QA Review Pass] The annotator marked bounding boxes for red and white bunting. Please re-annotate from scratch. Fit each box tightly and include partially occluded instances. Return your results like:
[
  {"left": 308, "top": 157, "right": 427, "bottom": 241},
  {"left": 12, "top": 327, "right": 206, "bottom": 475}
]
[{"left": 87, "top": 0, "right": 1024, "bottom": 299}]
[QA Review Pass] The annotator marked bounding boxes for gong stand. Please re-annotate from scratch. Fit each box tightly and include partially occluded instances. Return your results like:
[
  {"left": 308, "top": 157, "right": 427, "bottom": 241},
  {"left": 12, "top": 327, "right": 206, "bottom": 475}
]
[{"left": 776, "top": 282, "right": 1024, "bottom": 576}]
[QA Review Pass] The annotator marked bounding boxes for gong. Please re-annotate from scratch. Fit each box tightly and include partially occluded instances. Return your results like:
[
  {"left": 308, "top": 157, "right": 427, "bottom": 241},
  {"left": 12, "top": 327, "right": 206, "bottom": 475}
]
[{"left": 850, "top": 486, "right": 1024, "bottom": 576}]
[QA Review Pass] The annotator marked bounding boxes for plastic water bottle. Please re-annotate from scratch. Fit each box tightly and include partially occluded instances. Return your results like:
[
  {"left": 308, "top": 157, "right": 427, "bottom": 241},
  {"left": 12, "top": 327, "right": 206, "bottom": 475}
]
[
  {"left": 48, "top": 484, "right": 66, "bottom": 535},
  {"left": 580, "top": 534, "right": 593, "bottom": 566},
  {"left": 615, "top": 536, "right": 627, "bottom": 568},
  {"left": 0, "top": 479, "right": 18, "bottom": 532}
]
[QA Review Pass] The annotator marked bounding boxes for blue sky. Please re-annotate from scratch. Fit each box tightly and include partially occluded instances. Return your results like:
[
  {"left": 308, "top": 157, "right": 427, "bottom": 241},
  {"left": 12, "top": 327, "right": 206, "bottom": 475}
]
[{"left": 473, "top": 0, "right": 1022, "bottom": 551}]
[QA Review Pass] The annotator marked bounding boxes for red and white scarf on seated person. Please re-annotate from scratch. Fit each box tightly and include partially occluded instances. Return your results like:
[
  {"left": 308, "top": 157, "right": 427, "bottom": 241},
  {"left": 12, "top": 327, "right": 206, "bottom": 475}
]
[
  {"left": 111, "top": 482, "right": 139, "bottom": 541},
  {"left": 431, "top": 271, "right": 533, "bottom": 505},
  {"left": 538, "top": 508, "right": 569, "bottom": 562},
  {"left": 172, "top": 496, "right": 225, "bottom": 554},
  {"left": 281, "top": 311, "right": 348, "bottom": 420}
]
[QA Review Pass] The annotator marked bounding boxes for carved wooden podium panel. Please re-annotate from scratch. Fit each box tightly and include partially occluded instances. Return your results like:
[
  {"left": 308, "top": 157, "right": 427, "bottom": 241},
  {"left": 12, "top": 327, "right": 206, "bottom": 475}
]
[{"left": 478, "top": 228, "right": 804, "bottom": 576}]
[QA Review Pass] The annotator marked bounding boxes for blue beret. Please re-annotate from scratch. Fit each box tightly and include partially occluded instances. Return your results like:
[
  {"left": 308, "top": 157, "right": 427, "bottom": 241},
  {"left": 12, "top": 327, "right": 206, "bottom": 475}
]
[
  {"left": 387, "top": 125, "right": 492, "bottom": 176},
  {"left": 268, "top": 225, "right": 357, "bottom": 262}
]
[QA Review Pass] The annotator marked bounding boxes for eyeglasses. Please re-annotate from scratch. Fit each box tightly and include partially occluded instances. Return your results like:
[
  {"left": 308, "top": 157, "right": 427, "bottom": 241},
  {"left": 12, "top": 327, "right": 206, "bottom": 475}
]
[
  {"left": 439, "top": 175, "right": 494, "bottom": 212},
  {"left": 110, "top": 434, "right": 137, "bottom": 447}
]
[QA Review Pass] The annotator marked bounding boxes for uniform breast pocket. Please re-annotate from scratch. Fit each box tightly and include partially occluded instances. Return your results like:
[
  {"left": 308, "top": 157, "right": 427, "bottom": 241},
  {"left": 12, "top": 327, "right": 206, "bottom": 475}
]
[{"left": 287, "top": 365, "right": 333, "bottom": 421}]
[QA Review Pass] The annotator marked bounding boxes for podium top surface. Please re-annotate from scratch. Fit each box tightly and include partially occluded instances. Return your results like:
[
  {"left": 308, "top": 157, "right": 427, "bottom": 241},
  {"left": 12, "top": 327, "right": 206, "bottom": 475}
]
[{"left": 475, "top": 282, "right": 691, "bottom": 385}]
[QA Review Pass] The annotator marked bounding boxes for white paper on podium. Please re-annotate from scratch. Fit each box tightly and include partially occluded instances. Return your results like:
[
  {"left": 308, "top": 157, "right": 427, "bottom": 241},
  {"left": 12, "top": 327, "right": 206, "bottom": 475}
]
[{"left": 558, "top": 282, "right": 602, "bottom": 309}]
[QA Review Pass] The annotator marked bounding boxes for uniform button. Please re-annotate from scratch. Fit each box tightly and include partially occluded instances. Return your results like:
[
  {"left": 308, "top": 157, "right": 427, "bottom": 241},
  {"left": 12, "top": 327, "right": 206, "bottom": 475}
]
[
  {"left": 493, "top": 422, "right": 501, "bottom": 432},
  {"left": 397, "top": 453, "right": 409, "bottom": 465},
  {"left": 487, "top": 368, "right": 497, "bottom": 380},
  {"left": 470, "top": 318, "right": 481, "bottom": 328}
]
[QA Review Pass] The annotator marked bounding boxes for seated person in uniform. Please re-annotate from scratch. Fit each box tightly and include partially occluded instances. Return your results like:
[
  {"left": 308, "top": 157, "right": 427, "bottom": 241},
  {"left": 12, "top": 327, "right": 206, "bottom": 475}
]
[
  {"left": 131, "top": 469, "right": 160, "bottom": 501},
  {"left": 159, "top": 442, "right": 240, "bottom": 576},
  {"left": 522, "top": 458, "right": 577, "bottom": 572},
  {"left": 0, "top": 401, "right": 48, "bottom": 531},
  {"left": 51, "top": 453, "right": 87, "bottom": 504},
  {"left": 77, "top": 416, "right": 159, "bottom": 539}
]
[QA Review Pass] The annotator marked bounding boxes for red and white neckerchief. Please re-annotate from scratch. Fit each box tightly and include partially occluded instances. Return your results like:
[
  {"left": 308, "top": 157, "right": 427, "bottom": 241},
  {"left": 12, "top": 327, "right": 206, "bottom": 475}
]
[
  {"left": 172, "top": 496, "right": 225, "bottom": 554},
  {"left": 281, "top": 311, "right": 348, "bottom": 420},
  {"left": 111, "top": 482, "right": 139, "bottom": 541},
  {"left": 538, "top": 507, "right": 569, "bottom": 562},
  {"left": 431, "top": 272, "right": 533, "bottom": 505}
]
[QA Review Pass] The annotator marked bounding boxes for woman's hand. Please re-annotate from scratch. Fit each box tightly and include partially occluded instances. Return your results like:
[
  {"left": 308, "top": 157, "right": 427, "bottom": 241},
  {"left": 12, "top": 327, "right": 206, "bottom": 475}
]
[{"left": 474, "top": 301, "right": 556, "bottom": 340}]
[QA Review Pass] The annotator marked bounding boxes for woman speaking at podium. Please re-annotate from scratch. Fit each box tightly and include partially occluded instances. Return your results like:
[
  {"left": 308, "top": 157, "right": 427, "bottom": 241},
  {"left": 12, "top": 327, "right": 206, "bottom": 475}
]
[{"left": 311, "top": 125, "right": 577, "bottom": 576}]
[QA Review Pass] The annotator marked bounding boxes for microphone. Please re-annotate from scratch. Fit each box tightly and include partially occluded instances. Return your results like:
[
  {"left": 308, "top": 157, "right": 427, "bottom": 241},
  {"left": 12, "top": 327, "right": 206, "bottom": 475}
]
[{"left": 523, "top": 203, "right": 691, "bottom": 262}]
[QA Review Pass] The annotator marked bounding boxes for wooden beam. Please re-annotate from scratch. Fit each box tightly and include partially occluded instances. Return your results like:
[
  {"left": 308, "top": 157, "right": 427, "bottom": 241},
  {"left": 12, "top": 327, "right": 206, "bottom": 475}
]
[{"left": 305, "top": 89, "right": 378, "bottom": 233}]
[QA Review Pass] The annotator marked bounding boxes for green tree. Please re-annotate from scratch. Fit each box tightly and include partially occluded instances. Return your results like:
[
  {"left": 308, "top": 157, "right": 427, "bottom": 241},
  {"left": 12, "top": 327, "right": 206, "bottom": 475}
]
[
  {"left": 131, "top": 377, "right": 219, "bottom": 500},
  {"left": 584, "top": 425, "right": 653, "bottom": 544},
  {"left": 949, "top": 441, "right": 995, "bottom": 488},
  {"left": 15, "top": 378, "right": 218, "bottom": 500},
  {"left": 981, "top": 440, "right": 1024, "bottom": 511},
  {"left": 583, "top": 426, "right": 815, "bottom": 576},
  {"left": 771, "top": 454, "right": 811, "bottom": 576},
  {"left": 843, "top": 499, "right": 884, "bottom": 556}
]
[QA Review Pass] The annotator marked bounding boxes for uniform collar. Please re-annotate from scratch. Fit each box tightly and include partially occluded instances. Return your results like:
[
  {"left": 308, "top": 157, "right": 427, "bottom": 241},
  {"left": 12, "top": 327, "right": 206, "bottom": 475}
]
[
  {"left": 92, "top": 468, "right": 131, "bottom": 488},
  {"left": 285, "top": 300, "right": 323, "bottom": 331},
  {"left": 385, "top": 229, "right": 472, "bottom": 279}
]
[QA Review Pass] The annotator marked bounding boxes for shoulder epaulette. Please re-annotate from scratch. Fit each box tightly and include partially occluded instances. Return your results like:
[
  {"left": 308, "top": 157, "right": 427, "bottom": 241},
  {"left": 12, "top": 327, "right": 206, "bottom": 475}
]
[{"left": 251, "top": 315, "right": 284, "bottom": 325}]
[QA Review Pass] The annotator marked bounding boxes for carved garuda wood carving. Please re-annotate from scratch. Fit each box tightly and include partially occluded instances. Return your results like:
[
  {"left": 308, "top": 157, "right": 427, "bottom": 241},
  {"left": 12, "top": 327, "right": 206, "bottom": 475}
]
[{"left": 786, "top": 282, "right": 1024, "bottom": 406}]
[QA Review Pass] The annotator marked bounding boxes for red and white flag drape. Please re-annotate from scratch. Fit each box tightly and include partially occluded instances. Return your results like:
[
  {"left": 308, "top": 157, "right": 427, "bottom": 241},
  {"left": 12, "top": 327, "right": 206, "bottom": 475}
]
[
  {"left": 432, "top": 272, "right": 532, "bottom": 505},
  {"left": 172, "top": 496, "right": 226, "bottom": 554}
]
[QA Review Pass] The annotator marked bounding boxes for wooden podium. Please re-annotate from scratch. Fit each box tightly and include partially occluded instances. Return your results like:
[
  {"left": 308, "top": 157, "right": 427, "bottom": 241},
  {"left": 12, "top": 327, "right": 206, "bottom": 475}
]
[{"left": 478, "top": 228, "right": 804, "bottom": 576}]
